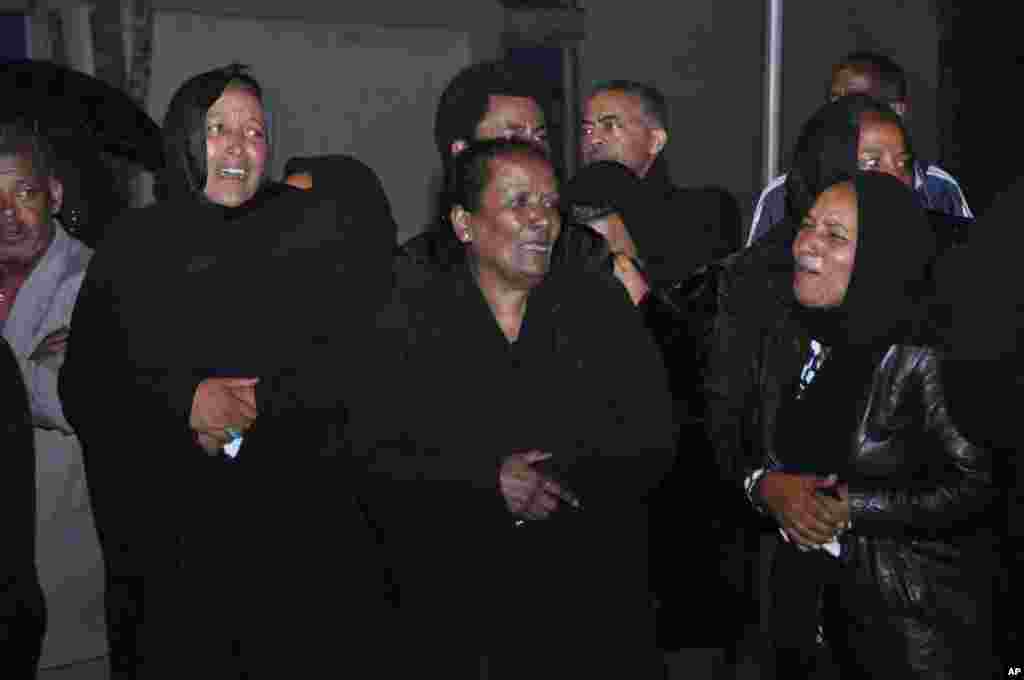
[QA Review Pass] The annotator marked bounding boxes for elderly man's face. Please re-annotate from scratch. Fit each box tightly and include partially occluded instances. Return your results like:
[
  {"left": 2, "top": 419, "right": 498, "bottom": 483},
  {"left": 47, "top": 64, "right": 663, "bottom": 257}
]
[
  {"left": 581, "top": 90, "right": 666, "bottom": 178},
  {"left": 792, "top": 182, "right": 858, "bottom": 309},
  {"left": 0, "top": 152, "right": 61, "bottom": 266},
  {"left": 204, "top": 86, "right": 268, "bottom": 207},
  {"left": 471, "top": 95, "right": 549, "bottom": 154}
]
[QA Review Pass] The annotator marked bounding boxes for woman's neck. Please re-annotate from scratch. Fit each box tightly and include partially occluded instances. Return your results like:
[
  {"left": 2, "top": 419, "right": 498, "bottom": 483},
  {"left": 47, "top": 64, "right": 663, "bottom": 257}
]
[{"left": 473, "top": 267, "right": 531, "bottom": 343}]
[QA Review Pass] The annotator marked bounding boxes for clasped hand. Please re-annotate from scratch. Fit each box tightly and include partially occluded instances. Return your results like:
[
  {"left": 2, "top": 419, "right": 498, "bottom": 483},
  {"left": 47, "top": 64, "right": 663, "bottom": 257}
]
[
  {"left": 499, "top": 451, "right": 580, "bottom": 521},
  {"left": 190, "top": 377, "right": 259, "bottom": 454},
  {"left": 758, "top": 471, "right": 850, "bottom": 548}
]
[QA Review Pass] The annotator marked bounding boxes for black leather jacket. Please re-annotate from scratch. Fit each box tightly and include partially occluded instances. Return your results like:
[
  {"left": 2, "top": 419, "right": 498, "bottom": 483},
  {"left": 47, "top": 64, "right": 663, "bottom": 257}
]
[{"left": 703, "top": 253, "right": 996, "bottom": 672}]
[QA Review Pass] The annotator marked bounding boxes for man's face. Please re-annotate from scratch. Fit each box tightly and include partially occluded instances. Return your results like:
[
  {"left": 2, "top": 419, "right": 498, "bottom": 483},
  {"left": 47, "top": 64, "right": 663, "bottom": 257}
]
[
  {"left": 0, "top": 152, "right": 61, "bottom": 266},
  {"left": 472, "top": 95, "right": 549, "bottom": 153},
  {"left": 857, "top": 112, "right": 912, "bottom": 186},
  {"left": 203, "top": 86, "right": 268, "bottom": 207},
  {"left": 581, "top": 90, "right": 666, "bottom": 178}
]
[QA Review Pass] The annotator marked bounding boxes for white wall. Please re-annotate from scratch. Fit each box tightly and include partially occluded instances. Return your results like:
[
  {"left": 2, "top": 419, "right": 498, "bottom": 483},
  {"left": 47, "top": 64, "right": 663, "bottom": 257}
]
[{"left": 148, "top": 10, "right": 473, "bottom": 241}]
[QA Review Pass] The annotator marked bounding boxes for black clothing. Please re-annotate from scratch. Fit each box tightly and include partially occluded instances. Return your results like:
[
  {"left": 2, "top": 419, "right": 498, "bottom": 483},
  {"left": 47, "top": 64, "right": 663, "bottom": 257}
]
[
  {"left": 634, "top": 158, "right": 739, "bottom": 283},
  {"left": 706, "top": 174, "right": 996, "bottom": 677},
  {"left": 349, "top": 261, "right": 675, "bottom": 677},
  {"left": 282, "top": 154, "right": 397, "bottom": 228},
  {"left": 0, "top": 337, "right": 46, "bottom": 673},
  {"left": 396, "top": 221, "right": 464, "bottom": 271},
  {"left": 934, "top": 175, "right": 1024, "bottom": 669},
  {"left": 61, "top": 70, "right": 396, "bottom": 675}
]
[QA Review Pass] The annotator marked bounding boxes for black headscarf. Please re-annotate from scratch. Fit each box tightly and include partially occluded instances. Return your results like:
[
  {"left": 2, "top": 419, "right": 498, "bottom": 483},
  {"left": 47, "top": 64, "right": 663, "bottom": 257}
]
[
  {"left": 777, "top": 171, "right": 938, "bottom": 477},
  {"left": 157, "top": 63, "right": 282, "bottom": 214},
  {"left": 785, "top": 94, "right": 911, "bottom": 228},
  {"left": 564, "top": 160, "right": 687, "bottom": 284}
]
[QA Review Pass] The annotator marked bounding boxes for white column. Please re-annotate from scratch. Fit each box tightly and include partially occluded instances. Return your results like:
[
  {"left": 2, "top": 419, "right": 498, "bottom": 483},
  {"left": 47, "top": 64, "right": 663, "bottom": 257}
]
[
  {"left": 762, "top": 0, "right": 783, "bottom": 185},
  {"left": 60, "top": 3, "right": 95, "bottom": 76}
]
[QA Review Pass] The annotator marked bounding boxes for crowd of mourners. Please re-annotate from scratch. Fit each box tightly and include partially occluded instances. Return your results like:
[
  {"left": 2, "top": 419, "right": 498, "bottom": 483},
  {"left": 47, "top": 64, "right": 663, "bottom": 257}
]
[{"left": 2, "top": 49, "right": 1018, "bottom": 679}]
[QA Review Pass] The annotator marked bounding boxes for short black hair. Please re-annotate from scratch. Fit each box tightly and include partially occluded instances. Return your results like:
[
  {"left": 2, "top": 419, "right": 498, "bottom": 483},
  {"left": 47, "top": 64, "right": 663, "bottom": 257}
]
[
  {"left": 450, "top": 138, "right": 552, "bottom": 214},
  {"left": 0, "top": 118, "right": 57, "bottom": 183},
  {"left": 434, "top": 59, "right": 548, "bottom": 160},
  {"left": 589, "top": 80, "right": 669, "bottom": 133},
  {"left": 835, "top": 52, "right": 907, "bottom": 103}
]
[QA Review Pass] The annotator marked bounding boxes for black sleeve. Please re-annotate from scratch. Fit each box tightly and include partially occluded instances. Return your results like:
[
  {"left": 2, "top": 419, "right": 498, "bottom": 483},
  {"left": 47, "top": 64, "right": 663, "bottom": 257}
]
[
  {"left": 557, "top": 277, "right": 677, "bottom": 510},
  {"left": 0, "top": 339, "right": 46, "bottom": 670},
  {"left": 847, "top": 350, "right": 996, "bottom": 538},
  {"left": 60, "top": 226, "right": 204, "bottom": 460}
]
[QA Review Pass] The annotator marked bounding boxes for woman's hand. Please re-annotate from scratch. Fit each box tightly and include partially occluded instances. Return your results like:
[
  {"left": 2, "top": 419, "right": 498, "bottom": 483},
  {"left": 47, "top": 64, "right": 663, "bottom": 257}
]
[
  {"left": 613, "top": 254, "right": 650, "bottom": 306},
  {"left": 499, "top": 450, "right": 576, "bottom": 520},
  {"left": 757, "top": 471, "right": 848, "bottom": 547},
  {"left": 190, "top": 377, "right": 259, "bottom": 451}
]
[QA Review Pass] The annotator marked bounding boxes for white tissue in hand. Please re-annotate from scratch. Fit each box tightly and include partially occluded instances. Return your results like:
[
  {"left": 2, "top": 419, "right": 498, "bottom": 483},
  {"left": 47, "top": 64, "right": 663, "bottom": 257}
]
[{"left": 223, "top": 435, "right": 243, "bottom": 459}]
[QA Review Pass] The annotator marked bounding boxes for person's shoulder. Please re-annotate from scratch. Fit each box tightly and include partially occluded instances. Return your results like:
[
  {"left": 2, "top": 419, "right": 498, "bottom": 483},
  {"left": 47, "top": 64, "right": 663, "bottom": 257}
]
[
  {"left": 548, "top": 264, "right": 634, "bottom": 321},
  {"left": 93, "top": 202, "right": 180, "bottom": 254},
  {"left": 922, "top": 163, "right": 964, "bottom": 189}
]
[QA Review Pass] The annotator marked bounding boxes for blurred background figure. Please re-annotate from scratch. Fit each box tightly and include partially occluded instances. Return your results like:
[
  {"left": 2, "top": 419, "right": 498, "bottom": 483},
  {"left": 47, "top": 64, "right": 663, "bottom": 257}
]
[
  {"left": 748, "top": 53, "right": 971, "bottom": 247},
  {"left": 1, "top": 60, "right": 164, "bottom": 248},
  {"left": 399, "top": 59, "right": 551, "bottom": 270},
  {"left": 1, "top": 119, "right": 107, "bottom": 677},
  {"left": 581, "top": 80, "right": 742, "bottom": 261}
]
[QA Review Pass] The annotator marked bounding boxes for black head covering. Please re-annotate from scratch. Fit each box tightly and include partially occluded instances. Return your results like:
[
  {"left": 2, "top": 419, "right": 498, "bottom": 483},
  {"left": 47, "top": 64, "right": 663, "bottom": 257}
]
[
  {"left": 785, "top": 93, "right": 910, "bottom": 228},
  {"left": 565, "top": 161, "right": 648, "bottom": 230},
  {"left": 564, "top": 160, "right": 690, "bottom": 284},
  {"left": 794, "top": 171, "right": 936, "bottom": 348},
  {"left": 157, "top": 63, "right": 270, "bottom": 206},
  {"left": 282, "top": 155, "right": 384, "bottom": 195}
]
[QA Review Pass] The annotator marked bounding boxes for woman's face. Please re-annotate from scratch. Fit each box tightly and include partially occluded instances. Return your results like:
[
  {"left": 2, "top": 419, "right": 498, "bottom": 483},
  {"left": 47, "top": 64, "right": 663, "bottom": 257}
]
[
  {"left": 459, "top": 152, "right": 561, "bottom": 291},
  {"left": 792, "top": 182, "right": 858, "bottom": 309},
  {"left": 203, "top": 87, "right": 268, "bottom": 207},
  {"left": 857, "top": 112, "right": 912, "bottom": 186}
]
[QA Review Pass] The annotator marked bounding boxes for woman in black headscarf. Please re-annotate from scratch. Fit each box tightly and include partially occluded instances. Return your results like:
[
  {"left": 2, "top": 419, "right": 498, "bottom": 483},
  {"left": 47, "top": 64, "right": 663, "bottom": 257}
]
[
  {"left": 350, "top": 139, "right": 675, "bottom": 677},
  {"left": 60, "top": 64, "right": 396, "bottom": 677},
  {"left": 709, "top": 171, "right": 996, "bottom": 678}
]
